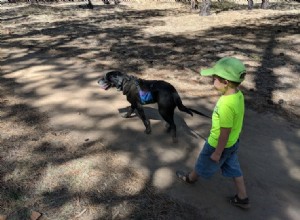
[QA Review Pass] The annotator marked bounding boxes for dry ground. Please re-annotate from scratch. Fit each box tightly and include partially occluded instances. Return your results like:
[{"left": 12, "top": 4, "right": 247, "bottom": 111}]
[{"left": 1, "top": 0, "right": 300, "bottom": 219}]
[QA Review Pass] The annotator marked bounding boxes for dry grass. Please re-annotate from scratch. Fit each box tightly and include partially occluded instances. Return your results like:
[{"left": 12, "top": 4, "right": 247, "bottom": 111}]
[
  {"left": 0, "top": 89, "right": 201, "bottom": 219},
  {"left": 1, "top": 1, "right": 299, "bottom": 219}
]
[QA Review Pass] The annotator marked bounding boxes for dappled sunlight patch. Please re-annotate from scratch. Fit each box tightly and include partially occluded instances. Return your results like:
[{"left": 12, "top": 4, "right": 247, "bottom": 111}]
[
  {"left": 275, "top": 191, "right": 300, "bottom": 219},
  {"left": 154, "top": 147, "right": 185, "bottom": 163},
  {"left": 52, "top": 112, "right": 95, "bottom": 128},
  {"left": 5, "top": 65, "right": 63, "bottom": 82},
  {"left": 35, "top": 93, "right": 74, "bottom": 107},
  {"left": 95, "top": 117, "right": 123, "bottom": 130},
  {"left": 143, "top": 8, "right": 296, "bottom": 35},
  {"left": 36, "top": 155, "right": 106, "bottom": 193},
  {"left": 0, "top": 120, "right": 33, "bottom": 138},
  {"left": 23, "top": 79, "right": 59, "bottom": 93},
  {"left": 286, "top": 205, "right": 300, "bottom": 220},
  {"left": 142, "top": 68, "right": 217, "bottom": 97},
  {"left": 112, "top": 169, "right": 148, "bottom": 196},
  {"left": 288, "top": 167, "right": 300, "bottom": 182},
  {"left": 107, "top": 154, "right": 149, "bottom": 196},
  {"left": 3, "top": 160, "right": 36, "bottom": 183},
  {"left": 1, "top": 48, "right": 28, "bottom": 61},
  {"left": 273, "top": 139, "right": 300, "bottom": 181},
  {"left": 1, "top": 1, "right": 299, "bottom": 219},
  {"left": 153, "top": 167, "right": 174, "bottom": 189},
  {"left": 32, "top": 149, "right": 148, "bottom": 202}
]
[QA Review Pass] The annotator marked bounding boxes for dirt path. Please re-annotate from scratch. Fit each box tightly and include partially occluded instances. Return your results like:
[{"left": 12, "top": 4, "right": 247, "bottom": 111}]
[{"left": 1, "top": 1, "right": 300, "bottom": 219}]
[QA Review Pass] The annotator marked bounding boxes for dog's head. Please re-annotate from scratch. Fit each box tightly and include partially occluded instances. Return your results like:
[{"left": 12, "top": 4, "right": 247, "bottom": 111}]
[{"left": 98, "top": 71, "right": 127, "bottom": 91}]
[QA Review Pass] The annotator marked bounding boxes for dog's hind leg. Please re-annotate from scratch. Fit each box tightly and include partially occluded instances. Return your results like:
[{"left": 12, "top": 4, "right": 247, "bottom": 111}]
[
  {"left": 143, "top": 119, "right": 151, "bottom": 134},
  {"left": 159, "top": 107, "right": 177, "bottom": 143}
]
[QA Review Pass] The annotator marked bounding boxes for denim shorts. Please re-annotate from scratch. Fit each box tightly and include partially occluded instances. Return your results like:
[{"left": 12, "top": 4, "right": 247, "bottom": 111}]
[{"left": 195, "top": 141, "right": 243, "bottom": 179}]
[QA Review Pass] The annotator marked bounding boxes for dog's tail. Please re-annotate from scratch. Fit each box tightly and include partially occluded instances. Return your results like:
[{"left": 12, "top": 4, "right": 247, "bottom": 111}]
[{"left": 173, "top": 92, "right": 211, "bottom": 118}]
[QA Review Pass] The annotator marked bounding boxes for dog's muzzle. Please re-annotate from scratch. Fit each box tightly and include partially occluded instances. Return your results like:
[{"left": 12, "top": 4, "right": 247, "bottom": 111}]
[{"left": 98, "top": 79, "right": 111, "bottom": 90}]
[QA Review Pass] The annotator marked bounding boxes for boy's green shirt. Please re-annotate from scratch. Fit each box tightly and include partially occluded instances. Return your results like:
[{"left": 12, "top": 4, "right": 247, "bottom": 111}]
[{"left": 208, "top": 90, "right": 245, "bottom": 148}]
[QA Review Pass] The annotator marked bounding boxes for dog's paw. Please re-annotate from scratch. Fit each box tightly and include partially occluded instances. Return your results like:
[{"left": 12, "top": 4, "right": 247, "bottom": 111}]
[
  {"left": 144, "top": 128, "right": 151, "bottom": 134},
  {"left": 172, "top": 137, "right": 178, "bottom": 143},
  {"left": 165, "top": 126, "right": 172, "bottom": 133},
  {"left": 165, "top": 123, "right": 171, "bottom": 132},
  {"left": 121, "top": 113, "right": 130, "bottom": 118}
]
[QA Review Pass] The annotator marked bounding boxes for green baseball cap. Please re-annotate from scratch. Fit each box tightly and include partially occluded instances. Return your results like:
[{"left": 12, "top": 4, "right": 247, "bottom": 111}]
[{"left": 200, "top": 57, "right": 246, "bottom": 83}]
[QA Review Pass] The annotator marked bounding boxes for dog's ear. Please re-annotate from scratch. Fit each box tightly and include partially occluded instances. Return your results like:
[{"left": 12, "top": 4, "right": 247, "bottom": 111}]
[
  {"left": 115, "top": 76, "right": 124, "bottom": 91},
  {"left": 104, "top": 71, "right": 127, "bottom": 91},
  {"left": 111, "top": 73, "right": 124, "bottom": 90}
]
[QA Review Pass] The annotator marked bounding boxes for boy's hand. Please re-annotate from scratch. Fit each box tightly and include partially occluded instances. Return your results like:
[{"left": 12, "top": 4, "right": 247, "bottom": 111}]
[
  {"left": 210, "top": 151, "right": 221, "bottom": 163},
  {"left": 211, "top": 127, "right": 231, "bottom": 163}
]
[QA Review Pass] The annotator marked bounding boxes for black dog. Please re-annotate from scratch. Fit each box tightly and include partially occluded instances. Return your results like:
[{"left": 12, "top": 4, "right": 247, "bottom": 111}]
[{"left": 98, "top": 71, "right": 209, "bottom": 142}]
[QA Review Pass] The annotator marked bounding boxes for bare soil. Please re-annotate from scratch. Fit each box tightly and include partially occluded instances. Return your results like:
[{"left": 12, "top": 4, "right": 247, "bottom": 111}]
[{"left": 1, "top": 1, "right": 300, "bottom": 220}]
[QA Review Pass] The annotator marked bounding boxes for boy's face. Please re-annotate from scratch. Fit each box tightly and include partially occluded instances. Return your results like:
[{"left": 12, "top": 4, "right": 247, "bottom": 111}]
[{"left": 213, "top": 75, "right": 228, "bottom": 94}]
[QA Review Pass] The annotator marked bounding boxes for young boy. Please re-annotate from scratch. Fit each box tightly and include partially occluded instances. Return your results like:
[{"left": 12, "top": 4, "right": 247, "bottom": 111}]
[{"left": 176, "top": 57, "right": 250, "bottom": 209}]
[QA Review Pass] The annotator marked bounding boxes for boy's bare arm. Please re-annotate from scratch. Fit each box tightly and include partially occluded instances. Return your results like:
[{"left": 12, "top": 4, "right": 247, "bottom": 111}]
[{"left": 210, "top": 127, "right": 231, "bottom": 163}]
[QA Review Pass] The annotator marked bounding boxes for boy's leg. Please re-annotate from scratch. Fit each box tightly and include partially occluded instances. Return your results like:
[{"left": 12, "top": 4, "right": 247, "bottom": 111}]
[
  {"left": 188, "top": 170, "right": 198, "bottom": 182},
  {"left": 176, "top": 169, "right": 198, "bottom": 183},
  {"left": 220, "top": 143, "right": 250, "bottom": 208},
  {"left": 231, "top": 176, "right": 250, "bottom": 209},
  {"left": 176, "top": 142, "right": 219, "bottom": 183},
  {"left": 233, "top": 176, "right": 248, "bottom": 199},
  {"left": 220, "top": 143, "right": 248, "bottom": 199}
]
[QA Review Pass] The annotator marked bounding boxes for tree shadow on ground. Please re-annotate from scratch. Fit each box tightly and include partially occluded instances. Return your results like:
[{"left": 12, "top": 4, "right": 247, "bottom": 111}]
[{"left": 1, "top": 3, "right": 299, "bottom": 219}]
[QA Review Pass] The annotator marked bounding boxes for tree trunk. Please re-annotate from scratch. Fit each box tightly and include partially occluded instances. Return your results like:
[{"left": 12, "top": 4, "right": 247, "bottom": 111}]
[
  {"left": 247, "top": 0, "right": 254, "bottom": 10},
  {"left": 261, "top": 0, "right": 269, "bottom": 9},
  {"left": 87, "top": 0, "right": 94, "bottom": 9},
  {"left": 191, "top": 0, "right": 198, "bottom": 9},
  {"left": 200, "top": 0, "right": 211, "bottom": 16}
]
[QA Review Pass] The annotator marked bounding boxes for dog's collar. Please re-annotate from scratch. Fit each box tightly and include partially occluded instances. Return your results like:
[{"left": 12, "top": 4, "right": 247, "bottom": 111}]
[{"left": 116, "top": 76, "right": 125, "bottom": 91}]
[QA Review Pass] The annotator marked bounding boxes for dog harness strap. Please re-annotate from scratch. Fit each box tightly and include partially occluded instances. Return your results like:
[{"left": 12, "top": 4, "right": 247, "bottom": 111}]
[
  {"left": 134, "top": 79, "right": 142, "bottom": 91},
  {"left": 117, "top": 77, "right": 124, "bottom": 89}
]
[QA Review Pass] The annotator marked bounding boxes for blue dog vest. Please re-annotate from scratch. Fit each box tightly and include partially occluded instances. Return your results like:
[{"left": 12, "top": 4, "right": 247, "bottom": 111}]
[
  {"left": 139, "top": 90, "right": 154, "bottom": 105},
  {"left": 135, "top": 80, "right": 154, "bottom": 105}
]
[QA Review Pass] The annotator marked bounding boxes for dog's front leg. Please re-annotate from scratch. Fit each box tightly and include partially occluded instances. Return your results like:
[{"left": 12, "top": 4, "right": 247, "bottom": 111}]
[
  {"left": 121, "top": 105, "right": 135, "bottom": 118},
  {"left": 136, "top": 105, "right": 151, "bottom": 134}
]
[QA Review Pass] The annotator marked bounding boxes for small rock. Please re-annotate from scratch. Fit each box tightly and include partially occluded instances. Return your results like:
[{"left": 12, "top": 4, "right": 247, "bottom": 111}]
[
  {"left": 278, "top": 99, "right": 285, "bottom": 105},
  {"left": 3, "top": 208, "right": 42, "bottom": 220}
]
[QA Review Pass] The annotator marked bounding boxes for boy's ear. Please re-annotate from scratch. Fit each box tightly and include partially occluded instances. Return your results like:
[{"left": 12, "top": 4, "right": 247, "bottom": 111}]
[{"left": 240, "top": 71, "right": 246, "bottom": 80}]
